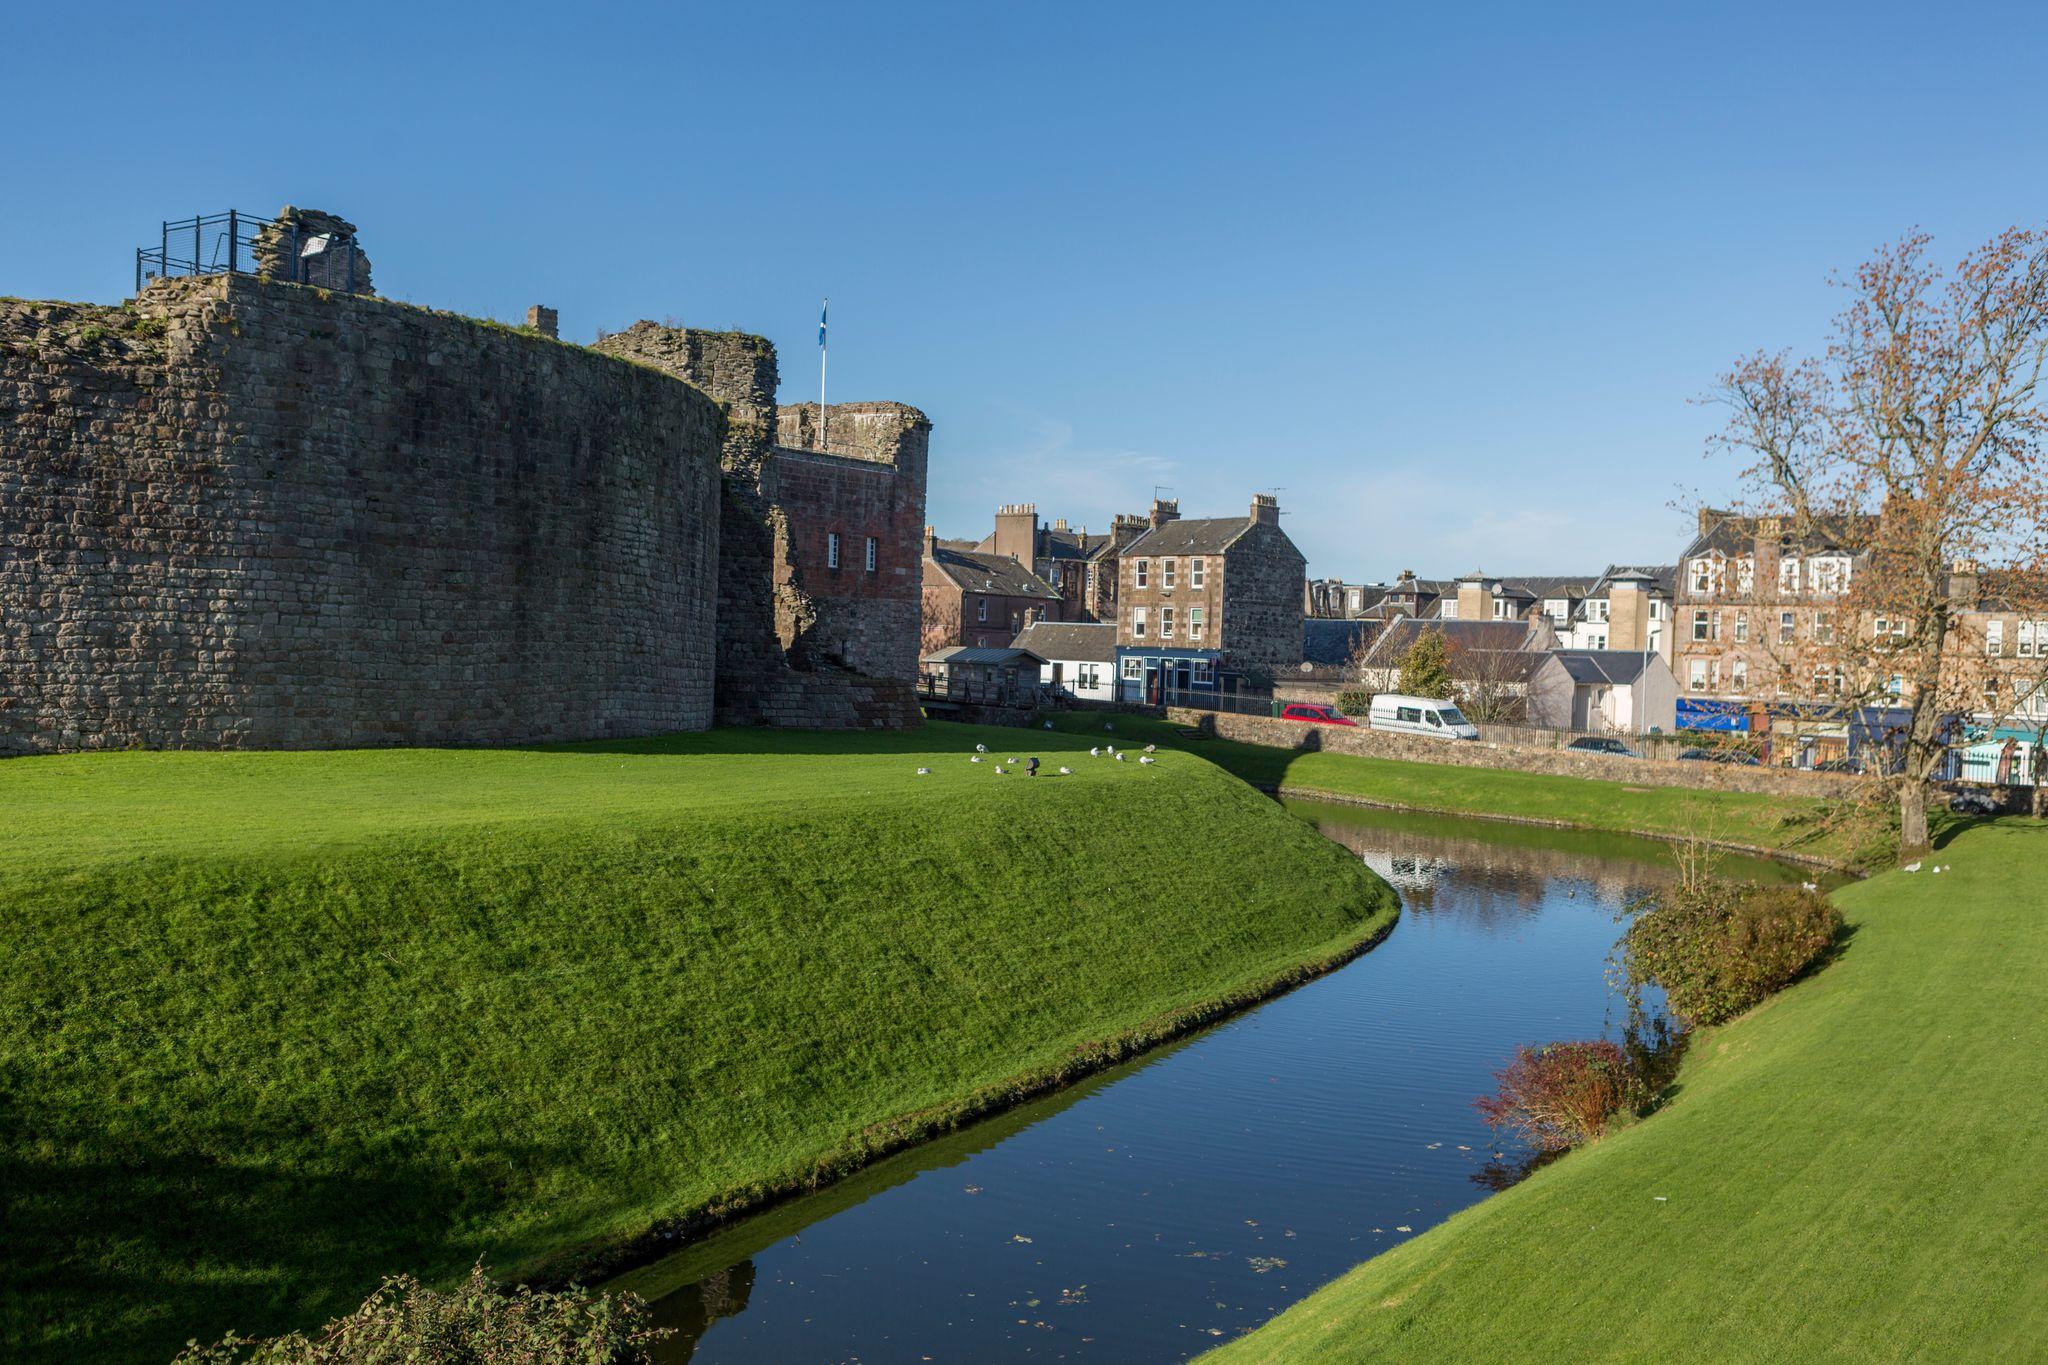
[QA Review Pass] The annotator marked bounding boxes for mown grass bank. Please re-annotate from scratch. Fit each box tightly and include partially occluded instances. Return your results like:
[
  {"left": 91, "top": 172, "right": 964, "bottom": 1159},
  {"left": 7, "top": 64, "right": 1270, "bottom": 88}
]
[
  {"left": 1209, "top": 817, "right": 2048, "bottom": 1363},
  {"left": 1048, "top": 713, "right": 1892, "bottom": 869},
  {"left": 0, "top": 722, "right": 1396, "bottom": 1361}
]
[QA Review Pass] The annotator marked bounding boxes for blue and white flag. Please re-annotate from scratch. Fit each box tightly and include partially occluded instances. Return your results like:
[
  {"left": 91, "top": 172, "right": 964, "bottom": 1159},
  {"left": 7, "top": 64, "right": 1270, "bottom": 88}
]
[{"left": 819, "top": 300, "right": 828, "bottom": 348}]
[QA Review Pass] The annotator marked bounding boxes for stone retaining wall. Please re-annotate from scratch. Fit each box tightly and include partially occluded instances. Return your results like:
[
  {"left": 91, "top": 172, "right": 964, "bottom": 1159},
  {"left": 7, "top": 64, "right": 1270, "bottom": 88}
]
[
  {"left": 1, "top": 276, "right": 724, "bottom": 753},
  {"left": 1168, "top": 708, "right": 1855, "bottom": 798}
]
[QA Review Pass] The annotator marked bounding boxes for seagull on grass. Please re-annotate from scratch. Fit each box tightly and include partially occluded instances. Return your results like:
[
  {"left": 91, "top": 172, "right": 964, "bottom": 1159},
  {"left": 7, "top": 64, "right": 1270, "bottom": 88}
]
[
  {"left": 1089, "top": 746, "right": 1100, "bottom": 757},
  {"left": 970, "top": 755, "right": 984, "bottom": 764},
  {"left": 1144, "top": 743, "right": 1157, "bottom": 753},
  {"left": 1139, "top": 755, "right": 1156, "bottom": 765},
  {"left": 1058, "top": 765, "right": 1072, "bottom": 775},
  {"left": 916, "top": 767, "right": 930, "bottom": 775},
  {"left": 975, "top": 743, "right": 988, "bottom": 753}
]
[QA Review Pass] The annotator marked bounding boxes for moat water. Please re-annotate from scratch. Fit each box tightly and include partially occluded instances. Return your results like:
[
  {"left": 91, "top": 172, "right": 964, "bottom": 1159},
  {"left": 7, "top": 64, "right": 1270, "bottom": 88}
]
[{"left": 608, "top": 802, "right": 1819, "bottom": 1362}]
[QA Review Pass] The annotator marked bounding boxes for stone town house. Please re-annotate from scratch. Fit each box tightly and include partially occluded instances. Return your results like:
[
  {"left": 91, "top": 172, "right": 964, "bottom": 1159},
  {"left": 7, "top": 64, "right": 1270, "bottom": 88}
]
[
  {"left": 1114, "top": 496, "right": 1306, "bottom": 702},
  {"left": 1666, "top": 509, "right": 2047, "bottom": 760},
  {"left": 976, "top": 502, "right": 1149, "bottom": 624},
  {"left": 921, "top": 530, "right": 1064, "bottom": 650}
]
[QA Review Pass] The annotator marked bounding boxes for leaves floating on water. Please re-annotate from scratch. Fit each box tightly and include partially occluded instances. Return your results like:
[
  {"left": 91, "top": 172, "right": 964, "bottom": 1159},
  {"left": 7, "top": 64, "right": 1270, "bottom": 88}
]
[
  {"left": 1247, "top": 1257, "right": 1289, "bottom": 1274},
  {"left": 1012, "top": 1234, "right": 1034, "bottom": 1244}
]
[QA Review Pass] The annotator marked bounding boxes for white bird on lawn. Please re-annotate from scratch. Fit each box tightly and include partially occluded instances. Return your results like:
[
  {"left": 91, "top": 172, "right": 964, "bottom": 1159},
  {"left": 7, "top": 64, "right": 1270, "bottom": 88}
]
[
  {"left": 1139, "top": 755, "right": 1156, "bottom": 765},
  {"left": 1144, "top": 743, "right": 1157, "bottom": 753},
  {"left": 1089, "top": 746, "right": 1100, "bottom": 757},
  {"left": 1801, "top": 880, "right": 1818, "bottom": 891},
  {"left": 1058, "top": 765, "right": 1072, "bottom": 775},
  {"left": 1115, "top": 752, "right": 1126, "bottom": 762},
  {"left": 1932, "top": 865, "right": 1944, "bottom": 874},
  {"left": 916, "top": 767, "right": 930, "bottom": 775},
  {"left": 970, "top": 754, "right": 984, "bottom": 763},
  {"left": 1903, "top": 861, "right": 1922, "bottom": 872},
  {"left": 1009, "top": 757, "right": 1020, "bottom": 765},
  {"left": 975, "top": 743, "right": 988, "bottom": 753},
  {"left": 995, "top": 765, "right": 1008, "bottom": 775}
]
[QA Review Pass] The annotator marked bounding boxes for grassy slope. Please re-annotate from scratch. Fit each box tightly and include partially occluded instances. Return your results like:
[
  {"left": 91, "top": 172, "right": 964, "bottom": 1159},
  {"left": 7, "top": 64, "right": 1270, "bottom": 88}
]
[
  {"left": 0, "top": 722, "right": 1394, "bottom": 1361},
  {"left": 1048, "top": 713, "right": 1890, "bottom": 868},
  {"left": 1211, "top": 818, "right": 2048, "bottom": 1363}
]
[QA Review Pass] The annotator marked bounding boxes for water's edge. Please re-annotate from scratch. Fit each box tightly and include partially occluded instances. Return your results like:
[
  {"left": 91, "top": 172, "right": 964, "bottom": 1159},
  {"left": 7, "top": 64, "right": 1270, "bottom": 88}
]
[
  {"left": 527, "top": 898, "right": 1401, "bottom": 1294},
  {"left": 1266, "top": 783, "right": 1864, "bottom": 874}
]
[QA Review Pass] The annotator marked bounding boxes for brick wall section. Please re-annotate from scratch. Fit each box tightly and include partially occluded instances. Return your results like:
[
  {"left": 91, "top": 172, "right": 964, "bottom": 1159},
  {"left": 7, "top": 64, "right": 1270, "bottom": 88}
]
[
  {"left": 0, "top": 275, "right": 723, "bottom": 754},
  {"left": 1169, "top": 709, "right": 1857, "bottom": 798},
  {"left": 592, "top": 324, "right": 925, "bottom": 728}
]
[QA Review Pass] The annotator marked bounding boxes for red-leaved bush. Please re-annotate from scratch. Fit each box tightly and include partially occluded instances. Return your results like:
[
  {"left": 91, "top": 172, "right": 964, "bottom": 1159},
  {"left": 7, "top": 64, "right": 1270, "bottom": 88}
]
[{"left": 1475, "top": 1040, "right": 1634, "bottom": 1151}]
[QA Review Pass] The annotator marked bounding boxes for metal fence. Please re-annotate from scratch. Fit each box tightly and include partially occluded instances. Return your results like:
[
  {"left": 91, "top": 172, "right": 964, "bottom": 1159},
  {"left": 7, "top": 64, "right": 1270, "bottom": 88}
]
[{"left": 134, "top": 210, "right": 363, "bottom": 294}]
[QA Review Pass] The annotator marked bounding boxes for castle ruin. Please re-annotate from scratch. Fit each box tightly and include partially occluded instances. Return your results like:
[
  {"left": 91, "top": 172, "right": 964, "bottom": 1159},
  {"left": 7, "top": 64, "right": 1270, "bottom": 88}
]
[{"left": 0, "top": 210, "right": 928, "bottom": 754}]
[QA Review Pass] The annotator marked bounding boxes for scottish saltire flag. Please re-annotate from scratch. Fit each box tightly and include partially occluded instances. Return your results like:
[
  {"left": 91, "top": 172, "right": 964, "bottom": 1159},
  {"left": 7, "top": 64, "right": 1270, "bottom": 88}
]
[{"left": 819, "top": 300, "right": 828, "bottom": 348}]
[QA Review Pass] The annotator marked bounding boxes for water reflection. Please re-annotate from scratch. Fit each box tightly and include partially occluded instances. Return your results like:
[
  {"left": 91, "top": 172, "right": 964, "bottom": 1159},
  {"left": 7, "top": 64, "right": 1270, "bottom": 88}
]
[{"left": 613, "top": 802, "right": 1810, "bottom": 1362}]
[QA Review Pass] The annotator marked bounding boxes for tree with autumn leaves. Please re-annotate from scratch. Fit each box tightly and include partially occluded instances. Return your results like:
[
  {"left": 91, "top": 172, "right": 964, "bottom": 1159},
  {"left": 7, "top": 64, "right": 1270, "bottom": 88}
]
[{"left": 1707, "top": 227, "right": 2048, "bottom": 858}]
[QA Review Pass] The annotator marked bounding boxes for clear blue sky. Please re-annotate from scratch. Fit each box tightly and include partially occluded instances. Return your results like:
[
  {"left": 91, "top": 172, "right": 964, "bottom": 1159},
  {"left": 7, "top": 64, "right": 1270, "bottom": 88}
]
[{"left": 8, "top": 1, "right": 2043, "bottom": 580}]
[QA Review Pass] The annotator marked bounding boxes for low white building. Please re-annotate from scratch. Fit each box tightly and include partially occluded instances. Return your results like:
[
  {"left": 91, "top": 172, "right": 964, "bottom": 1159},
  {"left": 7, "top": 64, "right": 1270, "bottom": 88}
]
[
  {"left": 1015, "top": 620, "right": 1117, "bottom": 703},
  {"left": 1527, "top": 649, "right": 1680, "bottom": 735}
]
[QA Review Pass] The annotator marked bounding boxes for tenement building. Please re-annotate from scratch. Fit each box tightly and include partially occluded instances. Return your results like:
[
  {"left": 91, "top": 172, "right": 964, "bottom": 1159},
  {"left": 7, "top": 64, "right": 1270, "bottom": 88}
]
[
  {"left": 1112, "top": 495, "right": 1306, "bottom": 703},
  {"left": 0, "top": 206, "right": 931, "bottom": 753},
  {"left": 921, "top": 528, "right": 1064, "bottom": 650}
]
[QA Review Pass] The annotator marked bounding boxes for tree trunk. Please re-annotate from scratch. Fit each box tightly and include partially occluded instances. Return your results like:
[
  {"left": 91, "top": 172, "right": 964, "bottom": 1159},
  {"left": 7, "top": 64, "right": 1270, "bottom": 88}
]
[{"left": 1898, "top": 778, "right": 1930, "bottom": 860}]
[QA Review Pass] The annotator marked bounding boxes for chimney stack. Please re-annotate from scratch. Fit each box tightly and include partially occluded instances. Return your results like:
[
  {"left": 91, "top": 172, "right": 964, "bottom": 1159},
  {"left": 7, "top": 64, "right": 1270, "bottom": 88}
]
[
  {"left": 526, "top": 305, "right": 559, "bottom": 339},
  {"left": 1149, "top": 497, "right": 1180, "bottom": 530},
  {"left": 924, "top": 524, "right": 939, "bottom": 557},
  {"left": 1251, "top": 493, "right": 1280, "bottom": 526},
  {"left": 993, "top": 502, "right": 1038, "bottom": 564}
]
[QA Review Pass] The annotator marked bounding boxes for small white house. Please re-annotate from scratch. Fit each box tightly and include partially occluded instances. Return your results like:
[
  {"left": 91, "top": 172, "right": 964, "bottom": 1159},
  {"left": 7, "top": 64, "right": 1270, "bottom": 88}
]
[
  {"left": 1527, "top": 649, "right": 1680, "bottom": 734},
  {"left": 1015, "top": 620, "right": 1118, "bottom": 703}
]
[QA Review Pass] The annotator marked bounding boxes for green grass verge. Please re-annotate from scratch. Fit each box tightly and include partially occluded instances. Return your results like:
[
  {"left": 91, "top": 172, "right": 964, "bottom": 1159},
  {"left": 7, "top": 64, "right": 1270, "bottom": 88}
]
[
  {"left": 1047, "top": 712, "right": 1893, "bottom": 869},
  {"left": 1209, "top": 817, "right": 2048, "bottom": 1363},
  {"left": 0, "top": 722, "right": 1395, "bottom": 1361}
]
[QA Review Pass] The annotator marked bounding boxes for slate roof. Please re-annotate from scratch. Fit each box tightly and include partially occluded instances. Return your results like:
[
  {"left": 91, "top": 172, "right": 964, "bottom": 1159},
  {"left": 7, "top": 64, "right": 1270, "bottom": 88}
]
[
  {"left": 1303, "top": 618, "right": 1380, "bottom": 666},
  {"left": 1015, "top": 620, "right": 1117, "bottom": 663},
  {"left": 927, "top": 545, "right": 1063, "bottom": 600},
  {"left": 922, "top": 645, "right": 1049, "bottom": 666},
  {"left": 1361, "top": 618, "right": 1537, "bottom": 666},
  {"left": 1122, "top": 517, "right": 1257, "bottom": 557},
  {"left": 1552, "top": 650, "right": 1656, "bottom": 685},
  {"left": 1683, "top": 511, "right": 1878, "bottom": 559}
]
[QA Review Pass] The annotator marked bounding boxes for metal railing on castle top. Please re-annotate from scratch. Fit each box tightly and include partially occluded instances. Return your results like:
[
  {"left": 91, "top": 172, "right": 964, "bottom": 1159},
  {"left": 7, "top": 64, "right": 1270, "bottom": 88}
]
[{"left": 134, "top": 211, "right": 361, "bottom": 295}]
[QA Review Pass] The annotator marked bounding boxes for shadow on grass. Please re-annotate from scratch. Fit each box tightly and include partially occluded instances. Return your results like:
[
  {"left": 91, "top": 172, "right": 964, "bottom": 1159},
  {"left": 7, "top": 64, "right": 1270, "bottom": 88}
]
[{"left": 0, "top": 1121, "right": 540, "bottom": 1362}]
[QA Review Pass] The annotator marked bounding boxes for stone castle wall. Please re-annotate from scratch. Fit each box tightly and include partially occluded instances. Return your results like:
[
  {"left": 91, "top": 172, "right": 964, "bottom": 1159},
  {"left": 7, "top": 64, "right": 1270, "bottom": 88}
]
[
  {"left": 592, "top": 324, "right": 926, "bottom": 729},
  {"left": 0, "top": 275, "right": 724, "bottom": 754}
]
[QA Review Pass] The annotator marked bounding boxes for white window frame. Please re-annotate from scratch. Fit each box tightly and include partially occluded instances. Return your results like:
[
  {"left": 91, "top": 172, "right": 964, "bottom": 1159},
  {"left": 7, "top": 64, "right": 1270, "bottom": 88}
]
[
  {"left": 1121, "top": 657, "right": 1142, "bottom": 681},
  {"left": 1689, "top": 658, "right": 1708, "bottom": 692},
  {"left": 1731, "top": 658, "right": 1748, "bottom": 691},
  {"left": 1779, "top": 557, "right": 1801, "bottom": 594},
  {"left": 1190, "top": 557, "right": 1206, "bottom": 589},
  {"left": 864, "top": 536, "right": 878, "bottom": 572},
  {"left": 1132, "top": 606, "right": 1147, "bottom": 639},
  {"left": 2020, "top": 620, "right": 2035, "bottom": 658},
  {"left": 827, "top": 532, "right": 841, "bottom": 569},
  {"left": 1734, "top": 613, "right": 1749, "bottom": 643},
  {"left": 1493, "top": 598, "right": 1513, "bottom": 620},
  {"left": 1188, "top": 605, "right": 1205, "bottom": 640},
  {"left": 1192, "top": 658, "right": 1214, "bottom": 685},
  {"left": 1161, "top": 606, "right": 1175, "bottom": 638},
  {"left": 1779, "top": 611, "right": 1796, "bottom": 644},
  {"left": 1135, "top": 559, "right": 1150, "bottom": 588},
  {"left": 1735, "top": 556, "right": 1755, "bottom": 594},
  {"left": 1162, "top": 558, "right": 1177, "bottom": 589}
]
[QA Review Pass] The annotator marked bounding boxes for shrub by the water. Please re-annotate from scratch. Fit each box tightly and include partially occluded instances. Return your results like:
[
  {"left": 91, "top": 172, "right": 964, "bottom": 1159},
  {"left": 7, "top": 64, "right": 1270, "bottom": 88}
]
[
  {"left": 174, "top": 1266, "right": 665, "bottom": 1363},
  {"left": 1622, "top": 880, "right": 1842, "bottom": 1026},
  {"left": 1334, "top": 689, "right": 1374, "bottom": 716},
  {"left": 1475, "top": 1040, "right": 1634, "bottom": 1151}
]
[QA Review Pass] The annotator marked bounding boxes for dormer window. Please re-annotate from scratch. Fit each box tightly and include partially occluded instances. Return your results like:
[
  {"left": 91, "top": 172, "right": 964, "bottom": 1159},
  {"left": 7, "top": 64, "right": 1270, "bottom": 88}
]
[
  {"left": 1779, "top": 556, "right": 1802, "bottom": 594},
  {"left": 1735, "top": 555, "right": 1755, "bottom": 595},
  {"left": 1810, "top": 555, "right": 1850, "bottom": 595},
  {"left": 1688, "top": 555, "right": 1724, "bottom": 596}
]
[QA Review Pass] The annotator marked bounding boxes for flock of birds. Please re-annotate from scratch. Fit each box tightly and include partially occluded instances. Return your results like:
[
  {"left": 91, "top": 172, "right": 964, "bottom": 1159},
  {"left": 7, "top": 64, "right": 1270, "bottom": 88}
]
[{"left": 914, "top": 727, "right": 1159, "bottom": 778}]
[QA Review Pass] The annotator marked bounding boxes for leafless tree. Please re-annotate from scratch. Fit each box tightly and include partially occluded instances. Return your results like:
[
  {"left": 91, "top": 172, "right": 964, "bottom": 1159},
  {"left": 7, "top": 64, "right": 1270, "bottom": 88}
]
[{"left": 1706, "top": 227, "right": 2048, "bottom": 857}]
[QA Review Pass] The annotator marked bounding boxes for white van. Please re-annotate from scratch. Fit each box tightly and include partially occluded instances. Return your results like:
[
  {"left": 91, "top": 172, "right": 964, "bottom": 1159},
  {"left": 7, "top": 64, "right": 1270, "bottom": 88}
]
[{"left": 1368, "top": 693, "right": 1480, "bottom": 740}]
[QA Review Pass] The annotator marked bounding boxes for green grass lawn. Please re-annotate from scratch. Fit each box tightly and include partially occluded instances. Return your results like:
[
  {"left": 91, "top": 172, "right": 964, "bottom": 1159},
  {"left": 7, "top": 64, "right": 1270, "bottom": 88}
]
[
  {"left": 1046, "top": 712, "right": 1893, "bottom": 869},
  {"left": 0, "top": 722, "right": 1395, "bottom": 1361},
  {"left": 1209, "top": 816, "right": 2048, "bottom": 1363}
]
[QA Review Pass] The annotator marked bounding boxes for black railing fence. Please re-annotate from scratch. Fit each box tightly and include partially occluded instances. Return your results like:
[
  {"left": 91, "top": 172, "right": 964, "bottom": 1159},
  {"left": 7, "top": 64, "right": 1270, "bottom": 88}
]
[{"left": 135, "top": 211, "right": 363, "bottom": 294}]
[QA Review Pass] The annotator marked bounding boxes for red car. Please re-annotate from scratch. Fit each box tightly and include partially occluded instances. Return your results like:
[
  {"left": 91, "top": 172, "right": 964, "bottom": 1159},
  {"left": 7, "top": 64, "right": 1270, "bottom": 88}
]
[{"left": 1279, "top": 703, "right": 1357, "bottom": 726}]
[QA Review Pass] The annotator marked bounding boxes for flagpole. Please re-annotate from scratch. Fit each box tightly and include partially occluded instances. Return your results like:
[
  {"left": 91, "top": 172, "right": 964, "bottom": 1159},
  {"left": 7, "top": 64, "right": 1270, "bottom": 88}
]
[{"left": 818, "top": 298, "right": 829, "bottom": 452}]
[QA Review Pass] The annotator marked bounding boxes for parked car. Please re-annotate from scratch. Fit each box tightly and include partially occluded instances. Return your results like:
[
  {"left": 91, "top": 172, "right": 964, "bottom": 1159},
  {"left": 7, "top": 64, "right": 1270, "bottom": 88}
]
[
  {"left": 1565, "top": 736, "right": 1639, "bottom": 758},
  {"left": 1814, "top": 757, "right": 1861, "bottom": 774},
  {"left": 1368, "top": 693, "right": 1479, "bottom": 740},
  {"left": 1677, "top": 746, "right": 1761, "bottom": 765},
  {"left": 1278, "top": 702, "right": 1357, "bottom": 727},
  {"left": 1949, "top": 787, "right": 2000, "bottom": 816}
]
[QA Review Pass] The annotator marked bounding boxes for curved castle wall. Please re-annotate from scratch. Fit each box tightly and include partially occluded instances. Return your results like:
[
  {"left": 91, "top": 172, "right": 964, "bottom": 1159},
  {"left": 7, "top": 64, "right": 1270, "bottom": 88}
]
[{"left": 0, "top": 275, "right": 724, "bottom": 754}]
